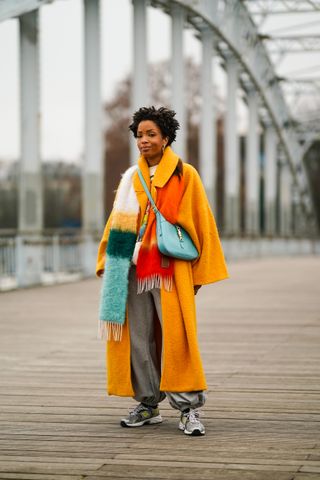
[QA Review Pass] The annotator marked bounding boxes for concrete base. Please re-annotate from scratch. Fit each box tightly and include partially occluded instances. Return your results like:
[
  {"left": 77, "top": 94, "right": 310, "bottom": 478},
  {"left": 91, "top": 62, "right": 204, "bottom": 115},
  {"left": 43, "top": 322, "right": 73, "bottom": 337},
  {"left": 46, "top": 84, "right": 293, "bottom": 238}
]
[{"left": 16, "top": 235, "right": 43, "bottom": 287}]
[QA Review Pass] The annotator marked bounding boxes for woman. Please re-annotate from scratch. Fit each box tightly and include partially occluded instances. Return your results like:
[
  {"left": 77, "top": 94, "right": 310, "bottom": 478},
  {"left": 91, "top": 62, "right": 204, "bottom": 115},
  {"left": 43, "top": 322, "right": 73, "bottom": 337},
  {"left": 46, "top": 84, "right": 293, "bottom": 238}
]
[{"left": 96, "top": 106, "right": 228, "bottom": 436}]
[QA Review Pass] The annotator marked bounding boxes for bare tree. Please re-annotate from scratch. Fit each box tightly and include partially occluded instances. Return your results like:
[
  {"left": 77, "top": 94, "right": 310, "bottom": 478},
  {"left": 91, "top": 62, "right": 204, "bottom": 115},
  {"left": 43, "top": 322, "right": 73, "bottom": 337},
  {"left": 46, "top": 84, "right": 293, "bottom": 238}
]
[{"left": 103, "top": 58, "right": 208, "bottom": 215}]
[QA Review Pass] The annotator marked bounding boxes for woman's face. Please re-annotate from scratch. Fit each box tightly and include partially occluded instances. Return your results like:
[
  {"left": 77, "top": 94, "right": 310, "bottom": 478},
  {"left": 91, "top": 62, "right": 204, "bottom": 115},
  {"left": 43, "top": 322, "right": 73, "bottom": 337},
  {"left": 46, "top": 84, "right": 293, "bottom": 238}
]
[{"left": 136, "top": 120, "right": 168, "bottom": 165}]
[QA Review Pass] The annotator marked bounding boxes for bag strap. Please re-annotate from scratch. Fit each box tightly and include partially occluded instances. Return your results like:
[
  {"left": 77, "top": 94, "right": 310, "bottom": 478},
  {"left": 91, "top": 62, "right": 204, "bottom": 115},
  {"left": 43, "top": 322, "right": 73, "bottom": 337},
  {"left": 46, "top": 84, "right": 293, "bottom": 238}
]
[{"left": 137, "top": 168, "right": 159, "bottom": 214}]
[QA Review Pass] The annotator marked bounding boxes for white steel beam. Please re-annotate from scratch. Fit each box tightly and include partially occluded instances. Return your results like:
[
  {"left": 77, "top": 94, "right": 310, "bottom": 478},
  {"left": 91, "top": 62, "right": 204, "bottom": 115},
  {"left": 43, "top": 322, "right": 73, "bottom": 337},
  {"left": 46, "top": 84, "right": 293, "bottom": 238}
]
[
  {"left": 224, "top": 55, "right": 240, "bottom": 235},
  {"left": 246, "top": 89, "right": 260, "bottom": 236},
  {"left": 171, "top": 3, "right": 186, "bottom": 161},
  {"left": 199, "top": 27, "right": 216, "bottom": 211},
  {"left": 82, "top": 0, "right": 103, "bottom": 275},
  {"left": 131, "top": 0, "right": 148, "bottom": 165},
  {"left": 161, "top": 0, "right": 316, "bottom": 229},
  {"left": 264, "top": 125, "right": 277, "bottom": 235},
  {"left": 279, "top": 161, "right": 293, "bottom": 236},
  {"left": 17, "top": 9, "right": 43, "bottom": 287},
  {"left": 83, "top": 0, "right": 103, "bottom": 233},
  {"left": 198, "top": 0, "right": 218, "bottom": 18},
  {"left": 0, "top": 0, "right": 50, "bottom": 22},
  {"left": 18, "top": 9, "right": 42, "bottom": 233}
]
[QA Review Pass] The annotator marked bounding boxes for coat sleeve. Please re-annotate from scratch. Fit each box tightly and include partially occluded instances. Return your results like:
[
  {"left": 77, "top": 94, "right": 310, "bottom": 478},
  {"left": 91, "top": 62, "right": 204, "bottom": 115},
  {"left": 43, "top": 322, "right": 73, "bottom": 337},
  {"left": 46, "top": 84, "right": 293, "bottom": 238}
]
[
  {"left": 95, "top": 212, "right": 113, "bottom": 278},
  {"left": 177, "top": 164, "right": 229, "bottom": 286}
]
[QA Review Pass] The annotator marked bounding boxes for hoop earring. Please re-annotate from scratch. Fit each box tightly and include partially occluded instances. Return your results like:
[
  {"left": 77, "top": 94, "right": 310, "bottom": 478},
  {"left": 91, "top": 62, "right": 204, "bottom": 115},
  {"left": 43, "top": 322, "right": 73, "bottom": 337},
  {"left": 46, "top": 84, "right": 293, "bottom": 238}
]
[{"left": 162, "top": 144, "right": 166, "bottom": 154}]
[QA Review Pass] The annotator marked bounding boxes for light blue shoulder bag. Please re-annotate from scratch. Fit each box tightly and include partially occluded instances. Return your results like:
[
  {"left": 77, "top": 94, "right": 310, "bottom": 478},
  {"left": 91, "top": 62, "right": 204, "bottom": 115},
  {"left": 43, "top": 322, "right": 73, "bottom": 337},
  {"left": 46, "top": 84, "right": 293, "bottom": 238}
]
[{"left": 137, "top": 169, "right": 199, "bottom": 261}]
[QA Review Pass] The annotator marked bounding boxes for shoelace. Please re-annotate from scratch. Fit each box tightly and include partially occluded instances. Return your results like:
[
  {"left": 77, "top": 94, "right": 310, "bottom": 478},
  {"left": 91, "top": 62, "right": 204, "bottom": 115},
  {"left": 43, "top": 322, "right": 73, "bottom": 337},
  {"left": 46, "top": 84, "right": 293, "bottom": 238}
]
[
  {"left": 128, "top": 403, "right": 151, "bottom": 417},
  {"left": 185, "top": 408, "right": 203, "bottom": 424}
]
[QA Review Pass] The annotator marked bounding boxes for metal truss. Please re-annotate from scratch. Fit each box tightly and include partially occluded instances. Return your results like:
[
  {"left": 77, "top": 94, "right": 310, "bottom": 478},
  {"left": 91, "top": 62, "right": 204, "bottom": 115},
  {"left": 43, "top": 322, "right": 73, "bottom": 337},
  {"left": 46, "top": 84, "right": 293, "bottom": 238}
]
[
  {"left": 241, "top": 0, "right": 320, "bottom": 224},
  {"left": 243, "top": 2, "right": 320, "bottom": 141},
  {"left": 262, "top": 34, "right": 320, "bottom": 52},
  {"left": 242, "top": 0, "right": 320, "bottom": 15},
  {"left": 161, "top": 0, "right": 317, "bottom": 222},
  {"left": 0, "top": 0, "right": 50, "bottom": 22},
  {"left": 0, "top": 0, "right": 318, "bottom": 227}
]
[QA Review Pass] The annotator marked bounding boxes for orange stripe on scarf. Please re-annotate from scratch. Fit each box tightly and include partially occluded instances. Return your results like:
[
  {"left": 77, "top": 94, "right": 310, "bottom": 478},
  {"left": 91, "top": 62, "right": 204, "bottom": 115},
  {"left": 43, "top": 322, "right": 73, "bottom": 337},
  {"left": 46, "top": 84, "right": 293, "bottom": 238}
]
[{"left": 136, "top": 173, "right": 185, "bottom": 292}]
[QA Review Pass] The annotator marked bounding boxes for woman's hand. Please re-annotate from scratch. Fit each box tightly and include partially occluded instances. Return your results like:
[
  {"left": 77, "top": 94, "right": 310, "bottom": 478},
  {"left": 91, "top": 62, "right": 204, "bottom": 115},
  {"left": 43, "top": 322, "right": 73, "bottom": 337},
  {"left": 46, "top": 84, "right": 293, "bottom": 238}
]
[{"left": 194, "top": 285, "right": 202, "bottom": 295}]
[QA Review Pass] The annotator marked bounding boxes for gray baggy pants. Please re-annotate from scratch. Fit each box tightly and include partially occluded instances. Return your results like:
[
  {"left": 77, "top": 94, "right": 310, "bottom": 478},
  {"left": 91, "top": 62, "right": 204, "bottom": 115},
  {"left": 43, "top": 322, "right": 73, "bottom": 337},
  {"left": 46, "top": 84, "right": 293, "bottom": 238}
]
[{"left": 127, "top": 266, "right": 206, "bottom": 412}]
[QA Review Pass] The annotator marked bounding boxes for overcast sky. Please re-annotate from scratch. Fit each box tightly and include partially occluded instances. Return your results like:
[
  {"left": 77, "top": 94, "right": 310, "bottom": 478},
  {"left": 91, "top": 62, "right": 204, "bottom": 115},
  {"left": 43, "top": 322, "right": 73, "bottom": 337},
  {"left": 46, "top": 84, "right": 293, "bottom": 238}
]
[
  {"left": 0, "top": 0, "right": 201, "bottom": 161},
  {"left": 0, "top": 0, "right": 319, "bottom": 161}
]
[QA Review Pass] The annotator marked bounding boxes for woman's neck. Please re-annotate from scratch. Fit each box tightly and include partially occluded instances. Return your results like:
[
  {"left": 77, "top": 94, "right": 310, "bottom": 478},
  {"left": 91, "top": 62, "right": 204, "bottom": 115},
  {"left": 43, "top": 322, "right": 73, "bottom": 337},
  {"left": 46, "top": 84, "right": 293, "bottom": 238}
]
[{"left": 146, "top": 155, "right": 162, "bottom": 167}]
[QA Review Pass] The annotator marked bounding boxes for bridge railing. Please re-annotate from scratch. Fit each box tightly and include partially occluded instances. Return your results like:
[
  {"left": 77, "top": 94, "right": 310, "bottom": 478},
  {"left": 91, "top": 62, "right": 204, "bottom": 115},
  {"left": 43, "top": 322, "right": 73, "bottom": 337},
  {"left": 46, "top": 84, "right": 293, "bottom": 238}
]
[
  {"left": 0, "top": 230, "right": 99, "bottom": 290},
  {"left": 0, "top": 236, "right": 16, "bottom": 277},
  {"left": 1, "top": 230, "right": 320, "bottom": 291},
  {"left": 43, "top": 234, "right": 83, "bottom": 274}
]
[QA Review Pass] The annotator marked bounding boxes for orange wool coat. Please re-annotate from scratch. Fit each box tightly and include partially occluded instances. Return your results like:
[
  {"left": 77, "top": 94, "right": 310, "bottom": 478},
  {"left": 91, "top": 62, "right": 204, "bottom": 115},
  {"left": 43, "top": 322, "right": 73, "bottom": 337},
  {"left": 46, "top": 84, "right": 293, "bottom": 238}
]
[{"left": 96, "top": 147, "right": 229, "bottom": 396}]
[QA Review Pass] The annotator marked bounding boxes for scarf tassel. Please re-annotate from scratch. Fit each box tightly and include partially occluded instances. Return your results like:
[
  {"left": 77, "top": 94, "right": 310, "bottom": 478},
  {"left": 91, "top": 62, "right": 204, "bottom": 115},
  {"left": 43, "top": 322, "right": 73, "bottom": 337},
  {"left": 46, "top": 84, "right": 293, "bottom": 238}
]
[
  {"left": 99, "top": 321, "right": 123, "bottom": 342},
  {"left": 137, "top": 274, "right": 173, "bottom": 294}
]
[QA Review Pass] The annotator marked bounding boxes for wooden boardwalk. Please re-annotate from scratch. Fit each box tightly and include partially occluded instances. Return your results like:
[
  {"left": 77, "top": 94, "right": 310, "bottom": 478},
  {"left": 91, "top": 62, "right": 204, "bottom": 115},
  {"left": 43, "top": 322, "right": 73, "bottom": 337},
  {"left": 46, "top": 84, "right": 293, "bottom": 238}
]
[{"left": 0, "top": 256, "right": 320, "bottom": 480}]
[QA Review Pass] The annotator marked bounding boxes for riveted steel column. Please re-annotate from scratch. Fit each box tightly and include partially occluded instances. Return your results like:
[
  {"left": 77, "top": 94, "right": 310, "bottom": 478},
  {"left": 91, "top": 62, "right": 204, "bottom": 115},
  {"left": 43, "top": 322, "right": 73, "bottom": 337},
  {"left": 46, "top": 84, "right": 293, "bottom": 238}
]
[
  {"left": 224, "top": 55, "right": 240, "bottom": 235},
  {"left": 131, "top": 0, "right": 148, "bottom": 165},
  {"left": 280, "top": 161, "right": 292, "bottom": 236},
  {"left": 83, "top": 0, "right": 103, "bottom": 274},
  {"left": 171, "top": 3, "right": 186, "bottom": 160},
  {"left": 246, "top": 89, "right": 260, "bottom": 236},
  {"left": 264, "top": 125, "right": 277, "bottom": 236},
  {"left": 17, "top": 10, "right": 43, "bottom": 287},
  {"left": 19, "top": 10, "right": 42, "bottom": 233},
  {"left": 83, "top": 0, "right": 103, "bottom": 232},
  {"left": 199, "top": 27, "right": 216, "bottom": 212},
  {"left": 291, "top": 183, "right": 302, "bottom": 236}
]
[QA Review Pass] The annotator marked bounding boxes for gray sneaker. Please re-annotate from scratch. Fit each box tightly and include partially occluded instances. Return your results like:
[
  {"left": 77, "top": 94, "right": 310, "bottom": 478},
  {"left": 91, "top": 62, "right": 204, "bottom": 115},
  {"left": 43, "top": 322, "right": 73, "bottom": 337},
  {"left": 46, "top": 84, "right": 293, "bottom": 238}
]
[
  {"left": 120, "top": 403, "right": 163, "bottom": 428},
  {"left": 179, "top": 409, "right": 205, "bottom": 436}
]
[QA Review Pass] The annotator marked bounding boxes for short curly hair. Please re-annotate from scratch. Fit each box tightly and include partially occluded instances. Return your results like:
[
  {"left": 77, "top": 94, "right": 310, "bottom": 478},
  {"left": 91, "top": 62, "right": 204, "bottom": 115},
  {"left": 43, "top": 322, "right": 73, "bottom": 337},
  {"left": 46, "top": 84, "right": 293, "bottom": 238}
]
[{"left": 129, "top": 106, "right": 180, "bottom": 146}]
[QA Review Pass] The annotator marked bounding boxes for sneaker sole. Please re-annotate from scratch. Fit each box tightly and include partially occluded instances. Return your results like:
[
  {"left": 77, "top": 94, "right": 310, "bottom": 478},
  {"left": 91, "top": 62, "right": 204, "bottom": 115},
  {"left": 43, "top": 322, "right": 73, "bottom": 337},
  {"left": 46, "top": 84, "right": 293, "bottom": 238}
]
[
  {"left": 120, "top": 414, "right": 163, "bottom": 428},
  {"left": 184, "top": 428, "right": 205, "bottom": 436}
]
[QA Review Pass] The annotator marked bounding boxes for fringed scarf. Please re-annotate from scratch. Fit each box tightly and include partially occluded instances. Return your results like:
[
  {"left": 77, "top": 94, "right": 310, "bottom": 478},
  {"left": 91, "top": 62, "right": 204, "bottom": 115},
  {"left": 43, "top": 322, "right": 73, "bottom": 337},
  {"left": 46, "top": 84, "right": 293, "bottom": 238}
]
[{"left": 99, "top": 153, "right": 184, "bottom": 342}]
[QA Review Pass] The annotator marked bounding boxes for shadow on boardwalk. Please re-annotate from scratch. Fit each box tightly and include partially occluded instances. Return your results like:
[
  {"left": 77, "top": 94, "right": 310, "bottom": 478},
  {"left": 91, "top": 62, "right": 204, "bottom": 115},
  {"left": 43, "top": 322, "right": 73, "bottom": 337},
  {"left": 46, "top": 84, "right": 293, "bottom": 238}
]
[{"left": 0, "top": 256, "right": 320, "bottom": 480}]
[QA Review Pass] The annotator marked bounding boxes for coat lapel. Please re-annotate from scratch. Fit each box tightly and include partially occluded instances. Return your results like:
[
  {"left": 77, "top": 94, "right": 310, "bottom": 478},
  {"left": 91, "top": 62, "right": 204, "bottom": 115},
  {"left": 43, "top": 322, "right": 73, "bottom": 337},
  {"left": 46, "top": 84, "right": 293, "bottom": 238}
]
[
  {"left": 152, "top": 146, "right": 180, "bottom": 188},
  {"left": 133, "top": 146, "right": 180, "bottom": 213}
]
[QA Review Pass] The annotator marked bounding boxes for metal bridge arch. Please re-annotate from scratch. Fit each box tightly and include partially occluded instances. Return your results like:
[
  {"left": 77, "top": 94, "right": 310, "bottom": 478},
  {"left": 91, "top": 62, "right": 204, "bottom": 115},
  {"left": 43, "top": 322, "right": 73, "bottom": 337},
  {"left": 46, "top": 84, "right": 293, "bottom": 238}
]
[
  {"left": 152, "top": 0, "right": 313, "bottom": 217},
  {"left": 0, "top": 0, "right": 319, "bottom": 288},
  {"left": 0, "top": 0, "right": 315, "bottom": 215}
]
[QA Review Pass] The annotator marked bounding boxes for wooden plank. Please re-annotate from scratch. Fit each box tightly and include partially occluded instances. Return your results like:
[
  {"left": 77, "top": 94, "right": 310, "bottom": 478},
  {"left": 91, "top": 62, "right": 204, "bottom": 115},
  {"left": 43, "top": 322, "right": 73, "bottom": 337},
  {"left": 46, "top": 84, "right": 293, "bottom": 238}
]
[
  {"left": 0, "top": 257, "right": 320, "bottom": 479},
  {"left": 293, "top": 475, "right": 320, "bottom": 480},
  {"left": 0, "top": 475, "right": 83, "bottom": 480},
  {"left": 86, "top": 464, "right": 296, "bottom": 479}
]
